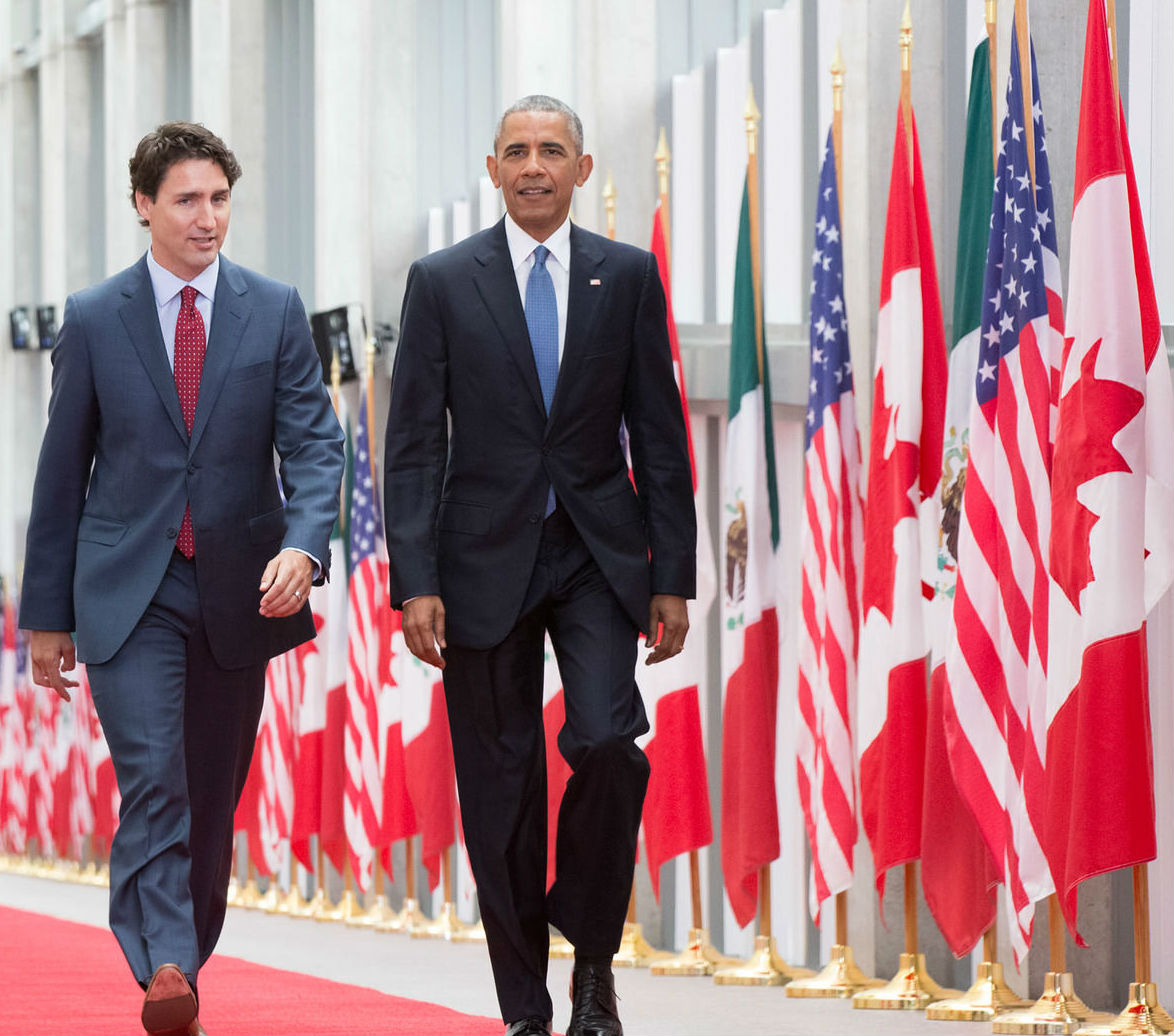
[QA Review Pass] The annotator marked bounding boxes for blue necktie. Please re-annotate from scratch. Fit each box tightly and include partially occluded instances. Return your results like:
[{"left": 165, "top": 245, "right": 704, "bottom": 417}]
[{"left": 525, "top": 245, "right": 558, "bottom": 515}]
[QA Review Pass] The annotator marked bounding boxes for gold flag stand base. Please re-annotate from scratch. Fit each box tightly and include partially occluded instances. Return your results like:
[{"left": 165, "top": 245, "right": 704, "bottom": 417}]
[
  {"left": 992, "top": 972, "right": 1113, "bottom": 1034},
  {"left": 78, "top": 861, "right": 108, "bottom": 887},
  {"left": 257, "top": 883, "right": 283, "bottom": 913},
  {"left": 387, "top": 897, "right": 431, "bottom": 935},
  {"left": 613, "top": 922, "right": 673, "bottom": 967},
  {"left": 317, "top": 888, "right": 364, "bottom": 922},
  {"left": 786, "top": 944, "right": 884, "bottom": 998},
  {"left": 926, "top": 961, "right": 1031, "bottom": 1020},
  {"left": 234, "top": 878, "right": 264, "bottom": 910},
  {"left": 280, "top": 886, "right": 317, "bottom": 918},
  {"left": 299, "top": 887, "right": 334, "bottom": 920},
  {"left": 1071, "top": 982, "right": 1174, "bottom": 1035},
  {"left": 411, "top": 900, "right": 481, "bottom": 941},
  {"left": 345, "top": 893, "right": 398, "bottom": 928},
  {"left": 550, "top": 932, "right": 575, "bottom": 959},
  {"left": 853, "top": 952, "right": 961, "bottom": 1010},
  {"left": 714, "top": 935, "right": 816, "bottom": 987},
  {"left": 650, "top": 928, "right": 734, "bottom": 977}
]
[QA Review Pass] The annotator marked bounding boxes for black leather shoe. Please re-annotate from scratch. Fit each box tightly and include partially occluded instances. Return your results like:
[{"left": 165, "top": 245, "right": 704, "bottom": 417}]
[
  {"left": 504, "top": 1018, "right": 552, "bottom": 1036},
  {"left": 566, "top": 964, "right": 622, "bottom": 1036}
]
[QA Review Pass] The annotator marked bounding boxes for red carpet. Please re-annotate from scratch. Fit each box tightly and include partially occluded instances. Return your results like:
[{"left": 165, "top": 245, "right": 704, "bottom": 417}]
[{"left": 0, "top": 906, "right": 503, "bottom": 1034}]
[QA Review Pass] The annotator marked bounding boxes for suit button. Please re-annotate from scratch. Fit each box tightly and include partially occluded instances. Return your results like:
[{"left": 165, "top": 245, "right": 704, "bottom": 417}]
[
  {"left": 187, "top": 465, "right": 196, "bottom": 475},
  {"left": 166, "top": 527, "right": 177, "bottom": 539},
  {"left": 528, "top": 514, "right": 540, "bottom": 524},
  {"left": 541, "top": 447, "right": 551, "bottom": 456}
]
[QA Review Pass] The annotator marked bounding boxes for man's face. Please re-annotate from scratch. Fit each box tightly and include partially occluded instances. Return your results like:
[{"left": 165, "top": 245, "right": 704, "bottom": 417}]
[
  {"left": 487, "top": 110, "right": 592, "bottom": 242},
  {"left": 135, "top": 158, "right": 231, "bottom": 281}
]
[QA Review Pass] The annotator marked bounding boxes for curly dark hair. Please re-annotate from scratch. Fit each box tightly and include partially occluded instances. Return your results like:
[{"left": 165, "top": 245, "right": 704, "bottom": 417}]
[{"left": 128, "top": 122, "right": 242, "bottom": 228}]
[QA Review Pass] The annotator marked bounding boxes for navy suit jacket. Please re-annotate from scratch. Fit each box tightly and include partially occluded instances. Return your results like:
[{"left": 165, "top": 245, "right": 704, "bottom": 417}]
[
  {"left": 384, "top": 219, "right": 696, "bottom": 650},
  {"left": 19, "top": 254, "right": 345, "bottom": 668}
]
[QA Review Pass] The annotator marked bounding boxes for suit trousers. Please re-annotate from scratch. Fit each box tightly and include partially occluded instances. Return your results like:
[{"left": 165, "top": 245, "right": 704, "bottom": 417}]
[
  {"left": 442, "top": 507, "right": 651, "bottom": 1023},
  {"left": 87, "top": 551, "right": 266, "bottom": 992}
]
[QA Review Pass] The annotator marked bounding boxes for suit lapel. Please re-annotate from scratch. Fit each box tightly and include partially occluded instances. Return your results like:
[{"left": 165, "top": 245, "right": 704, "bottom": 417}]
[
  {"left": 550, "top": 225, "right": 607, "bottom": 427},
  {"left": 189, "top": 256, "right": 250, "bottom": 455},
  {"left": 472, "top": 221, "right": 547, "bottom": 419},
  {"left": 118, "top": 258, "right": 188, "bottom": 443}
]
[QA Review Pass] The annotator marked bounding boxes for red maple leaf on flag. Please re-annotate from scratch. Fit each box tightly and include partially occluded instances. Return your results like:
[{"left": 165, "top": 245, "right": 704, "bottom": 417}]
[
  {"left": 862, "top": 370, "right": 920, "bottom": 623},
  {"left": 1050, "top": 338, "right": 1143, "bottom": 611}
]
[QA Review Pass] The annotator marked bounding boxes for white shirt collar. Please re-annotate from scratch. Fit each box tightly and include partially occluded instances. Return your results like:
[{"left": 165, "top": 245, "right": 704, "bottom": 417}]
[
  {"left": 503, "top": 213, "right": 572, "bottom": 274},
  {"left": 145, "top": 248, "right": 220, "bottom": 306}
]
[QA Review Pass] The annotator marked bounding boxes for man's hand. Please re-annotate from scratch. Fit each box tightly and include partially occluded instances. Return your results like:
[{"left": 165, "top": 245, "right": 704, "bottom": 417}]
[
  {"left": 402, "top": 595, "right": 447, "bottom": 670},
  {"left": 259, "top": 549, "right": 315, "bottom": 617},
  {"left": 644, "top": 594, "right": 689, "bottom": 665},
  {"left": 29, "top": 630, "right": 80, "bottom": 702}
]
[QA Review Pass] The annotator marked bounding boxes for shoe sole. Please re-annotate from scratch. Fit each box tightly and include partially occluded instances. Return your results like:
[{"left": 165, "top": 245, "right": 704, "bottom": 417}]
[{"left": 141, "top": 964, "right": 198, "bottom": 1035}]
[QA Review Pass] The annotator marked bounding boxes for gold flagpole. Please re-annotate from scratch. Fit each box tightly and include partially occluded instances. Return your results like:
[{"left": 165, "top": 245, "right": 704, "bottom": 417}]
[
  {"left": 603, "top": 170, "right": 617, "bottom": 241},
  {"left": 714, "top": 89, "right": 813, "bottom": 987},
  {"left": 788, "top": 51, "right": 878, "bottom": 999},
  {"left": 987, "top": 1, "right": 999, "bottom": 172},
  {"left": 389, "top": 836, "right": 429, "bottom": 933},
  {"left": 854, "top": 13, "right": 958, "bottom": 1010}
]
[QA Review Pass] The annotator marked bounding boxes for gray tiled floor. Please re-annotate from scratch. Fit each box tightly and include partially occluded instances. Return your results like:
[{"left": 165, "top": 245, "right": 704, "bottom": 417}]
[{"left": 0, "top": 870, "right": 998, "bottom": 1034}]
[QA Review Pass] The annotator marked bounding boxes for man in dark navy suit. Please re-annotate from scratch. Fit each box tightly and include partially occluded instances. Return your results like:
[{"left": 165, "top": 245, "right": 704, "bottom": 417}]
[
  {"left": 20, "top": 122, "right": 343, "bottom": 1035},
  {"left": 384, "top": 95, "right": 696, "bottom": 1036}
]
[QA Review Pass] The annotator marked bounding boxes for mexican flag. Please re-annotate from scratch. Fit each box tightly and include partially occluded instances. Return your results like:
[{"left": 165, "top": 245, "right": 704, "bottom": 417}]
[{"left": 719, "top": 174, "right": 781, "bottom": 929}]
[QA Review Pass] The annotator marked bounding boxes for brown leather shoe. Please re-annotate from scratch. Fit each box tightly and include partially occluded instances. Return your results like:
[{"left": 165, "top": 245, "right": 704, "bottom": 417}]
[{"left": 141, "top": 963, "right": 198, "bottom": 1035}]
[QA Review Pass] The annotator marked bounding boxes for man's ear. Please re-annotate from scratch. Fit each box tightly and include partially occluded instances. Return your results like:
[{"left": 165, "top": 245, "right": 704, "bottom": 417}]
[
  {"left": 486, "top": 155, "right": 501, "bottom": 189},
  {"left": 575, "top": 153, "right": 593, "bottom": 188},
  {"left": 134, "top": 191, "right": 152, "bottom": 223}
]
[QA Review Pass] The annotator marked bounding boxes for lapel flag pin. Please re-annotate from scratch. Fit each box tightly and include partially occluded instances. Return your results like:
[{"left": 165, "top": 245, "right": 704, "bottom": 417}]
[{"left": 589, "top": 278, "right": 602, "bottom": 286}]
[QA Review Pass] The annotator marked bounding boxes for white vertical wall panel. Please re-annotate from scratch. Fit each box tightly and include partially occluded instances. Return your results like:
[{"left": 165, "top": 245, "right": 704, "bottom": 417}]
[
  {"left": 670, "top": 69, "right": 705, "bottom": 324},
  {"left": 427, "top": 206, "right": 447, "bottom": 254},
  {"left": 1128, "top": 0, "right": 1174, "bottom": 324},
  {"left": 479, "top": 175, "right": 500, "bottom": 230},
  {"left": 314, "top": 0, "right": 373, "bottom": 314},
  {"left": 714, "top": 42, "right": 749, "bottom": 326},
  {"left": 451, "top": 198, "right": 471, "bottom": 244},
  {"left": 499, "top": 0, "right": 575, "bottom": 111},
  {"left": 816, "top": 0, "right": 843, "bottom": 146},
  {"left": 770, "top": 414, "right": 811, "bottom": 965},
  {"left": 762, "top": 5, "right": 803, "bottom": 325}
]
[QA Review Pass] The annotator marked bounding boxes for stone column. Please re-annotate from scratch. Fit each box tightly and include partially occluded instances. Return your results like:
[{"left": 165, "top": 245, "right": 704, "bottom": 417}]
[
  {"left": 189, "top": 0, "right": 267, "bottom": 271},
  {"left": 104, "top": 0, "right": 169, "bottom": 275}
]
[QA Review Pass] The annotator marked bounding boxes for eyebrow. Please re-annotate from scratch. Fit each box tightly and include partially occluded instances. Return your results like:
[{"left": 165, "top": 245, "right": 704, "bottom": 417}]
[{"left": 504, "top": 140, "right": 568, "bottom": 151}]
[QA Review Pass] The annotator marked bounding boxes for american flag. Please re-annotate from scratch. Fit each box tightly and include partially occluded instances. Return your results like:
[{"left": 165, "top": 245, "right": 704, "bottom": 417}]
[
  {"left": 796, "top": 128, "right": 863, "bottom": 923},
  {"left": 943, "top": 30, "right": 1063, "bottom": 963},
  {"left": 345, "top": 389, "right": 393, "bottom": 891}
]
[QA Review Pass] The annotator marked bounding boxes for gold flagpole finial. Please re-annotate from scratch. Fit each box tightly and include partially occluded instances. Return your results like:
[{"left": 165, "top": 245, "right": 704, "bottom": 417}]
[
  {"left": 602, "top": 170, "right": 617, "bottom": 240},
  {"left": 900, "top": 0, "right": 913, "bottom": 73},
  {"left": 831, "top": 40, "right": 845, "bottom": 223},
  {"left": 744, "top": 84, "right": 761, "bottom": 157},
  {"left": 831, "top": 40, "right": 845, "bottom": 112},
  {"left": 654, "top": 127, "right": 671, "bottom": 201}
]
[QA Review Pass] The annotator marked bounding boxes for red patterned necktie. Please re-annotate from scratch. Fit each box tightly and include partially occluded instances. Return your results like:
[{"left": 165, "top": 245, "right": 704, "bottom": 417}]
[{"left": 173, "top": 285, "right": 206, "bottom": 558}]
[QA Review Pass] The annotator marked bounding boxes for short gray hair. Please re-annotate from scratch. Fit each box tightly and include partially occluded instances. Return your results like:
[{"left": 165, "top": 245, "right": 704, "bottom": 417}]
[{"left": 494, "top": 94, "right": 584, "bottom": 156}]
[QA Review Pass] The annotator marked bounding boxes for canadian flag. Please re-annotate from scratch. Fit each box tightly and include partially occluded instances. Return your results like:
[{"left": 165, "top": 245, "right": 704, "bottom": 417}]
[
  {"left": 857, "top": 105, "right": 947, "bottom": 898},
  {"left": 392, "top": 618, "right": 454, "bottom": 890},
  {"left": 637, "top": 202, "right": 715, "bottom": 899},
  {"left": 1044, "top": 0, "right": 1174, "bottom": 940},
  {"left": 541, "top": 636, "right": 573, "bottom": 892}
]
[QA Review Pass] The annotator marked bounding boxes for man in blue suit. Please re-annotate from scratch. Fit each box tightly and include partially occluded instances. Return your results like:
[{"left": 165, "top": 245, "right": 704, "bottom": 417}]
[
  {"left": 20, "top": 122, "right": 344, "bottom": 1035},
  {"left": 384, "top": 96, "right": 696, "bottom": 1036}
]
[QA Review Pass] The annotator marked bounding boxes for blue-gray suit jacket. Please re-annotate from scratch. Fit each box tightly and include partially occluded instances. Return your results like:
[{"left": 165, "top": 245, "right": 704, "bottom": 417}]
[{"left": 19, "top": 254, "right": 345, "bottom": 668}]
